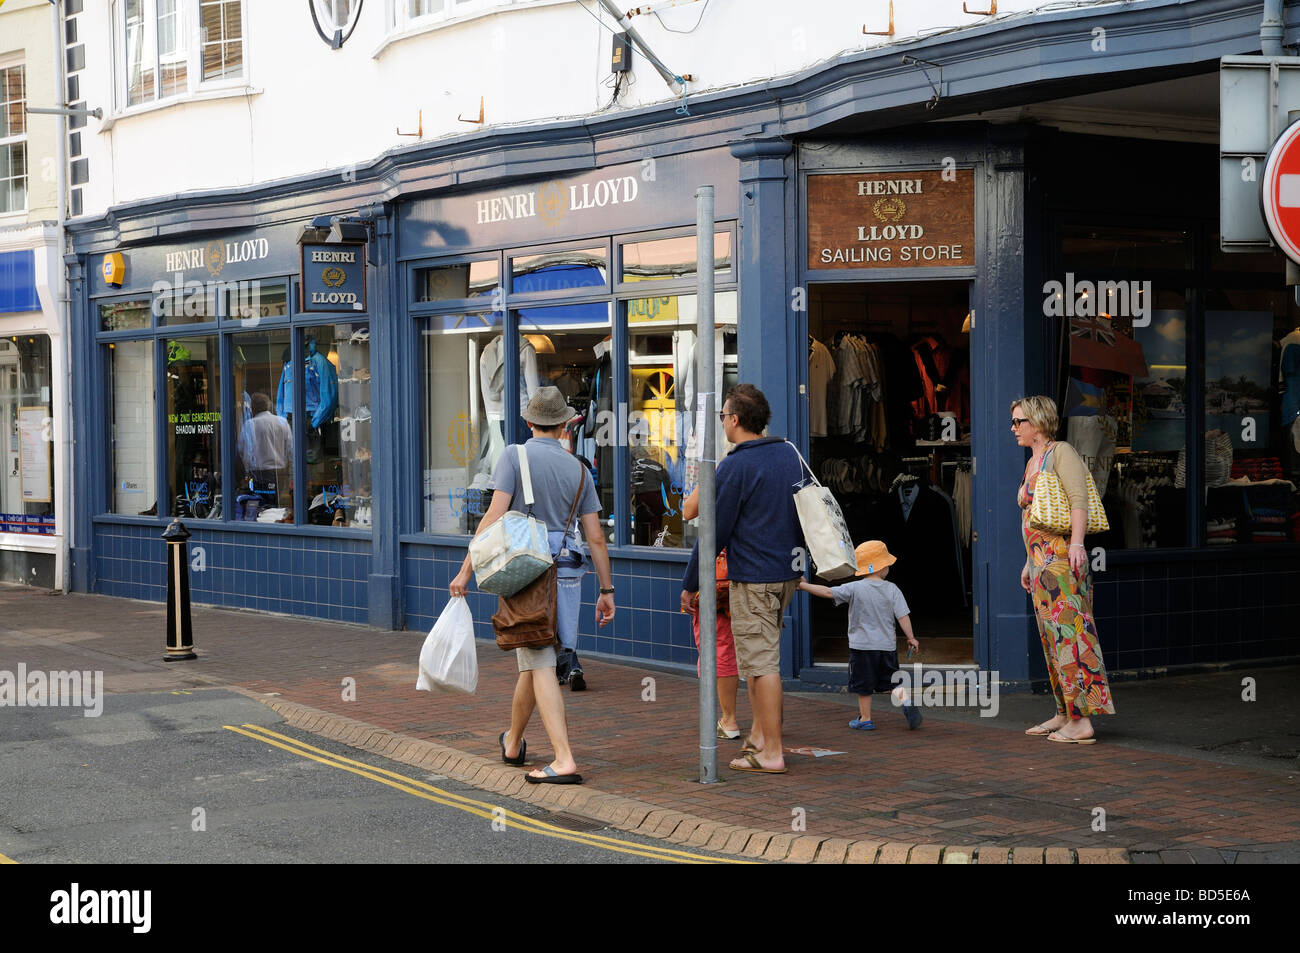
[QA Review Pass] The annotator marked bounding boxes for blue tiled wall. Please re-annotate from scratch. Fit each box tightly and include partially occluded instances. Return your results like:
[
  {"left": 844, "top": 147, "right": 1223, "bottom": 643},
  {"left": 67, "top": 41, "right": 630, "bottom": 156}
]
[
  {"left": 403, "top": 543, "right": 699, "bottom": 666},
  {"left": 94, "top": 522, "right": 371, "bottom": 624},
  {"left": 1090, "top": 553, "right": 1300, "bottom": 672}
]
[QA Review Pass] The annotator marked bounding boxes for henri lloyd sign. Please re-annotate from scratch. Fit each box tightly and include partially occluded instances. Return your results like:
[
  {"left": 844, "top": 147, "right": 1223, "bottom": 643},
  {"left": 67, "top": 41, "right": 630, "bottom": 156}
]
[
  {"left": 475, "top": 175, "right": 642, "bottom": 226},
  {"left": 299, "top": 242, "right": 367, "bottom": 312},
  {"left": 807, "top": 169, "right": 975, "bottom": 270}
]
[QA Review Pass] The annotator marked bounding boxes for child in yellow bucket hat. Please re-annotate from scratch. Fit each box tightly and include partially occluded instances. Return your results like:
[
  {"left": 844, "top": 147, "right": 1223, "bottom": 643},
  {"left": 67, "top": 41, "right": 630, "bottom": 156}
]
[{"left": 798, "top": 541, "right": 922, "bottom": 731}]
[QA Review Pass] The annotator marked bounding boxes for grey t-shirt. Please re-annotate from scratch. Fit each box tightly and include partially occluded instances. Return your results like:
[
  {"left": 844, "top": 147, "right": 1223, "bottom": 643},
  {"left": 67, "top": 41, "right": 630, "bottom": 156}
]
[
  {"left": 489, "top": 438, "right": 600, "bottom": 538},
  {"left": 831, "top": 577, "right": 911, "bottom": 651}
]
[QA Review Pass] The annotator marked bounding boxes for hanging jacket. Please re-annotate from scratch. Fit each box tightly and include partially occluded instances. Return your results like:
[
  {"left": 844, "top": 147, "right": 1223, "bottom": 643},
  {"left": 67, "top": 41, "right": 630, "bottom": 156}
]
[{"left": 276, "top": 338, "right": 339, "bottom": 427}]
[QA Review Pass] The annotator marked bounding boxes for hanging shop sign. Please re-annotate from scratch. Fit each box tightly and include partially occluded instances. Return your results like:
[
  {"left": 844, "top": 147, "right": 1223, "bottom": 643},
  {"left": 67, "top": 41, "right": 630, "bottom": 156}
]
[
  {"left": 299, "top": 242, "right": 367, "bottom": 313},
  {"left": 806, "top": 170, "right": 975, "bottom": 270}
]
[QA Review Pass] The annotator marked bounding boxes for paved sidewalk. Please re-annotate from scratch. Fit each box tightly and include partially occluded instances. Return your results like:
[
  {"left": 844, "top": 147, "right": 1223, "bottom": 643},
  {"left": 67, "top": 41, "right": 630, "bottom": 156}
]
[{"left": 2, "top": 587, "right": 1297, "bottom": 863}]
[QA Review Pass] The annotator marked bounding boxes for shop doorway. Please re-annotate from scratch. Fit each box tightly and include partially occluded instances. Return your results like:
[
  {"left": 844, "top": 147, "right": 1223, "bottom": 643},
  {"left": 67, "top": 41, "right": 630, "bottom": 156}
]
[{"left": 807, "top": 281, "right": 974, "bottom": 665}]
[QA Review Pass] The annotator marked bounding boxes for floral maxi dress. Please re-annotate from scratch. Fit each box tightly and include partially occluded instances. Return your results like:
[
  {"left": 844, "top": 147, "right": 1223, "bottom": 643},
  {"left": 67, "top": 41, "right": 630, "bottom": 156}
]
[{"left": 1019, "top": 465, "right": 1115, "bottom": 719}]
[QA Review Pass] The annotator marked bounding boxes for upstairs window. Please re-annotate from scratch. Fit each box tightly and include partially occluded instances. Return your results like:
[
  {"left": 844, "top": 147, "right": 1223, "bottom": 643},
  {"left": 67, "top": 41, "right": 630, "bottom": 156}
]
[
  {"left": 1, "top": 64, "right": 28, "bottom": 214},
  {"left": 115, "top": 0, "right": 245, "bottom": 110}
]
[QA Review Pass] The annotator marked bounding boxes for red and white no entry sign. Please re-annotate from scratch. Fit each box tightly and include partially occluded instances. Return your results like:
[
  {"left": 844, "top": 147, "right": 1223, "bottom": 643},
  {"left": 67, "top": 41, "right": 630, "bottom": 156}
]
[{"left": 1261, "top": 120, "right": 1300, "bottom": 263}]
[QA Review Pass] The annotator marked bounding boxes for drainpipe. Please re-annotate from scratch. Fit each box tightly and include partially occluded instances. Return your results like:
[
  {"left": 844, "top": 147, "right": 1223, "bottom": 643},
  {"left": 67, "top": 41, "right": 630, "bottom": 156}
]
[
  {"left": 1262, "top": 0, "right": 1285, "bottom": 56},
  {"left": 50, "top": 0, "right": 72, "bottom": 592}
]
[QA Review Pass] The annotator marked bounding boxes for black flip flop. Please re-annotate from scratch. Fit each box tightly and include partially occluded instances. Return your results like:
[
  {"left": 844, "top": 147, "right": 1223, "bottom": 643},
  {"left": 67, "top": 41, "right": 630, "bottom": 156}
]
[
  {"left": 499, "top": 731, "right": 526, "bottom": 766},
  {"left": 525, "top": 766, "right": 582, "bottom": 785}
]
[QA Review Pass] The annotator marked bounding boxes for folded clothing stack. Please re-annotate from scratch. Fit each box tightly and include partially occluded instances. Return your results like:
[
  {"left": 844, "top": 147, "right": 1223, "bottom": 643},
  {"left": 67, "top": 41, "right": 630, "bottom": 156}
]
[
  {"left": 1243, "top": 493, "right": 1295, "bottom": 543},
  {"left": 1206, "top": 517, "right": 1238, "bottom": 545},
  {"left": 1231, "top": 456, "right": 1284, "bottom": 481}
]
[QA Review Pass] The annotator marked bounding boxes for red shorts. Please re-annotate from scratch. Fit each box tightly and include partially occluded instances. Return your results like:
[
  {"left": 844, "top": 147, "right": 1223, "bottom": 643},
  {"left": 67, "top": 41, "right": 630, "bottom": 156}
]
[{"left": 691, "top": 611, "right": 738, "bottom": 679}]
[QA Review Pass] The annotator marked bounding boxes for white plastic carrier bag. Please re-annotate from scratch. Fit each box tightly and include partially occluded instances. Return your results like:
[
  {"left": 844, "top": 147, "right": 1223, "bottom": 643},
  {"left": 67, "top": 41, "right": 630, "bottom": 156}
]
[
  {"left": 786, "top": 440, "right": 858, "bottom": 581},
  {"left": 416, "top": 596, "right": 479, "bottom": 695}
]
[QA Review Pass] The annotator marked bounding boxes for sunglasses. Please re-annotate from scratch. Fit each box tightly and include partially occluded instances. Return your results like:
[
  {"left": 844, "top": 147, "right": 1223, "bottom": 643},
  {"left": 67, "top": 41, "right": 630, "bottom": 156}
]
[
  {"left": 1011, "top": 417, "right": 1029, "bottom": 427},
  {"left": 718, "top": 411, "right": 735, "bottom": 421}
]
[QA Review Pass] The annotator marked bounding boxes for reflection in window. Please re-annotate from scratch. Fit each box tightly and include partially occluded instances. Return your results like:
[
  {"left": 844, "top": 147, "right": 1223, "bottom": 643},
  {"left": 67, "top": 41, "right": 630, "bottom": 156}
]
[
  {"left": 109, "top": 340, "right": 157, "bottom": 515},
  {"left": 627, "top": 292, "right": 737, "bottom": 547},
  {"left": 293, "top": 323, "right": 370, "bottom": 527},
  {"left": 100, "top": 299, "right": 152, "bottom": 332},
  {"left": 156, "top": 283, "right": 218, "bottom": 326},
  {"left": 420, "top": 312, "right": 503, "bottom": 534},
  {"left": 1065, "top": 291, "right": 1186, "bottom": 550},
  {"left": 415, "top": 260, "right": 499, "bottom": 303},
  {"left": 1060, "top": 224, "right": 1192, "bottom": 271},
  {"left": 200, "top": 0, "right": 244, "bottom": 82},
  {"left": 620, "top": 232, "right": 730, "bottom": 284},
  {"left": 233, "top": 329, "right": 292, "bottom": 522},
  {"left": 0, "top": 336, "right": 56, "bottom": 533},
  {"left": 510, "top": 247, "right": 607, "bottom": 295},
  {"left": 227, "top": 280, "right": 287, "bottom": 323},
  {"left": 166, "top": 335, "right": 221, "bottom": 519},
  {"left": 515, "top": 303, "right": 615, "bottom": 532}
]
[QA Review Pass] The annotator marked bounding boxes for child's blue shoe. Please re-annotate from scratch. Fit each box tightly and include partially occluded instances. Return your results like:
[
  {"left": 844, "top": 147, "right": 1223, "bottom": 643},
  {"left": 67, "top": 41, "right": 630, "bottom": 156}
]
[
  {"left": 849, "top": 718, "right": 875, "bottom": 730},
  {"left": 904, "top": 704, "right": 923, "bottom": 730}
]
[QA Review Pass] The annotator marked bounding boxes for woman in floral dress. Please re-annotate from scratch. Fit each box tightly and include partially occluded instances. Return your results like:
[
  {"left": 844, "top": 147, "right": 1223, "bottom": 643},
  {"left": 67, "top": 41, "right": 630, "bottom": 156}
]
[{"left": 1013, "top": 396, "right": 1115, "bottom": 743}]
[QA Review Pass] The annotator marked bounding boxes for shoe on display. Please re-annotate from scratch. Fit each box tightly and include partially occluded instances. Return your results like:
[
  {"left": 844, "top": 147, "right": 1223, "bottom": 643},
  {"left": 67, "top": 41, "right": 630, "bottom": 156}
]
[
  {"left": 352, "top": 368, "right": 370, "bottom": 381},
  {"left": 355, "top": 447, "right": 371, "bottom": 461},
  {"left": 350, "top": 328, "right": 370, "bottom": 343},
  {"left": 355, "top": 405, "right": 371, "bottom": 421}
]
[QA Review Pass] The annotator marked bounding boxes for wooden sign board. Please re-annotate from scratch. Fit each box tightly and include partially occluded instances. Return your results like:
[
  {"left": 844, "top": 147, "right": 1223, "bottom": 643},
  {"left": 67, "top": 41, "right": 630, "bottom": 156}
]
[{"left": 807, "top": 170, "right": 975, "bottom": 270}]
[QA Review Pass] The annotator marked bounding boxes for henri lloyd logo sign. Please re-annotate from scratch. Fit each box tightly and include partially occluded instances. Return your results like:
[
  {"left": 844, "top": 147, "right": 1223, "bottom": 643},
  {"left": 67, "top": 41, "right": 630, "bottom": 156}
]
[
  {"left": 300, "top": 242, "right": 367, "bottom": 312},
  {"left": 476, "top": 175, "right": 641, "bottom": 228},
  {"left": 164, "top": 238, "right": 271, "bottom": 277},
  {"left": 807, "top": 169, "right": 975, "bottom": 270}
]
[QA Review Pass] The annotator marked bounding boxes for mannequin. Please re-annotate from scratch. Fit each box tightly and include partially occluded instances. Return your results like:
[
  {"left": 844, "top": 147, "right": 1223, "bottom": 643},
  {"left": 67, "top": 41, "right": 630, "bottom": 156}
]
[{"left": 473, "top": 335, "right": 539, "bottom": 483}]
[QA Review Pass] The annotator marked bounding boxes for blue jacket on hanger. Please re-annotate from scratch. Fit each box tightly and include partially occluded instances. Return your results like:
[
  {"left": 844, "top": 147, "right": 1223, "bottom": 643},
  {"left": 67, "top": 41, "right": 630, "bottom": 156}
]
[{"left": 276, "top": 338, "right": 339, "bottom": 427}]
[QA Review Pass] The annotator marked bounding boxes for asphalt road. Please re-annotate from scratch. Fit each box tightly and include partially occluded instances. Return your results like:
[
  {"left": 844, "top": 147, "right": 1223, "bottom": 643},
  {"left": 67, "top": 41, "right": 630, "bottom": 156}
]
[{"left": 0, "top": 689, "right": 744, "bottom": 865}]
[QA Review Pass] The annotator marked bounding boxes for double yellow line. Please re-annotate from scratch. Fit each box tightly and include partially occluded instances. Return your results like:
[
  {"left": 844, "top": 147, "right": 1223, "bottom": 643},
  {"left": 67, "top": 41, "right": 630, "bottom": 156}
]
[{"left": 225, "top": 724, "right": 749, "bottom": 864}]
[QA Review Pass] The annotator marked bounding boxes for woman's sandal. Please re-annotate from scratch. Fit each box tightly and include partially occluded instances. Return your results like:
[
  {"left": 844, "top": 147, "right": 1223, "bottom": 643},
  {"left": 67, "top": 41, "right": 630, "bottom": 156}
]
[{"left": 1025, "top": 719, "right": 1064, "bottom": 736}]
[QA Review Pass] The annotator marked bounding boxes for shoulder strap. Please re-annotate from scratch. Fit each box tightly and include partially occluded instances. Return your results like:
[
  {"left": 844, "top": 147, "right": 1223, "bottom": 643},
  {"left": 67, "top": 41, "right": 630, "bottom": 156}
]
[
  {"left": 518, "top": 443, "right": 535, "bottom": 507},
  {"left": 564, "top": 457, "right": 585, "bottom": 533},
  {"left": 1037, "top": 442, "right": 1056, "bottom": 475},
  {"left": 784, "top": 439, "right": 818, "bottom": 487}
]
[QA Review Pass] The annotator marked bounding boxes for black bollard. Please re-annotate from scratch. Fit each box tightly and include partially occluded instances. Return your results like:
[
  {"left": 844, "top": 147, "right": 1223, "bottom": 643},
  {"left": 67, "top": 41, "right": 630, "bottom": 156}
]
[{"left": 162, "top": 519, "right": 197, "bottom": 661}]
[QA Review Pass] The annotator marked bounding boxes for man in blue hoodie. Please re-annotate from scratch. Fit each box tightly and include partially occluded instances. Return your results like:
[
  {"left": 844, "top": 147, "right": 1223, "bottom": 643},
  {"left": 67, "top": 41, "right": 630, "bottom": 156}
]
[{"left": 681, "top": 384, "right": 805, "bottom": 774}]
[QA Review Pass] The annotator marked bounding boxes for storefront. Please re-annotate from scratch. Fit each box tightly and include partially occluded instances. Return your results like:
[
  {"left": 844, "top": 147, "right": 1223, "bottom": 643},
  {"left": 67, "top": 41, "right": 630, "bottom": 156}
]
[{"left": 0, "top": 226, "right": 67, "bottom": 589}]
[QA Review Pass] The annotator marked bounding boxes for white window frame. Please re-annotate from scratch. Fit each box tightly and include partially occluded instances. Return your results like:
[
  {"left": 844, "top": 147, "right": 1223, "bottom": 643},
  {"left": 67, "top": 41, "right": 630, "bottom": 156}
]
[
  {"left": 112, "top": 0, "right": 249, "bottom": 115},
  {"left": 386, "top": 0, "right": 524, "bottom": 33},
  {"left": 0, "top": 60, "right": 27, "bottom": 217}
]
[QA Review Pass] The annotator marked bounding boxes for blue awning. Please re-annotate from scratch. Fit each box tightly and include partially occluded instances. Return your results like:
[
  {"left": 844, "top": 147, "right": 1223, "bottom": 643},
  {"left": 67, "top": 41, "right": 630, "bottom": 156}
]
[{"left": 0, "top": 250, "right": 39, "bottom": 314}]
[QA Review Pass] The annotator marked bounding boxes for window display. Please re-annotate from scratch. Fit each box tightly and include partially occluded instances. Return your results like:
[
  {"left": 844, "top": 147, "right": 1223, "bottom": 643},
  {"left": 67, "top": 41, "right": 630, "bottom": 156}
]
[
  {"left": 626, "top": 291, "right": 737, "bottom": 548},
  {"left": 420, "top": 312, "right": 503, "bottom": 535},
  {"left": 166, "top": 335, "right": 221, "bottom": 519},
  {"left": 294, "top": 322, "right": 369, "bottom": 528},
  {"left": 109, "top": 340, "right": 156, "bottom": 515},
  {"left": 0, "top": 336, "right": 56, "bottom": 534},
  {"left": 232, "top": 328, "right": 292, "bottom": 522}
]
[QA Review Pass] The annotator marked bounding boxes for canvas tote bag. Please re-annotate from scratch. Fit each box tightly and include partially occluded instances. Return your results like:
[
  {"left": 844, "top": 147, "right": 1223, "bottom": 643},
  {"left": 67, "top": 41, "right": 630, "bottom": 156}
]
[
  {"left": 786, "top": 441, "right": 858, "bottom": 581},
  {"left": 468, "top": 444, "right": 553, "bottom": 596}
]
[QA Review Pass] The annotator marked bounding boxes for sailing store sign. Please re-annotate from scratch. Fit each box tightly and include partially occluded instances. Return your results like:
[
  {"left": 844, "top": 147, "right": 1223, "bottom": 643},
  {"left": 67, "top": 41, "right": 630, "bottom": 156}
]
[{"left": 807, "top": 169, "right": 975, "bottom": 269}]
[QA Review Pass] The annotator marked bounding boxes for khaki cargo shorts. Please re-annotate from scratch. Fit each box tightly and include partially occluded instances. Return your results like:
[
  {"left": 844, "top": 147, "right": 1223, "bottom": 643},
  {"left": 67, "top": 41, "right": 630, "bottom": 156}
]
[{"left": 728, "top": 579, "right": 798, "bottom": 679}]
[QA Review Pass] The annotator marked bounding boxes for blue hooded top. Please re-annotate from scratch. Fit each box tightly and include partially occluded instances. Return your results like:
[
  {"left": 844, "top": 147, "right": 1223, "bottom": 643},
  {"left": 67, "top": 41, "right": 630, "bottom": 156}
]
[{"left": 276, "top": 338, "right": 339, "bottom": 428}]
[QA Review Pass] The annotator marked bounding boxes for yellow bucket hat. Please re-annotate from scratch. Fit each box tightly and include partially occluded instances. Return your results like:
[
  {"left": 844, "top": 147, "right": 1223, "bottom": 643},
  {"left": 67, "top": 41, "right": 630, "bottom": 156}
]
[{"left": 855, "top": 540, "right": 897, "bottom": 576}]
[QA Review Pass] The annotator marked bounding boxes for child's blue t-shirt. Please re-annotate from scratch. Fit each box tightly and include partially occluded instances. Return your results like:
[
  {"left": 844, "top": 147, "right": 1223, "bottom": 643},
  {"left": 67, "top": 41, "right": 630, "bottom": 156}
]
[{"left": 831, "top": 577, "right": 911, "bottom": 651}]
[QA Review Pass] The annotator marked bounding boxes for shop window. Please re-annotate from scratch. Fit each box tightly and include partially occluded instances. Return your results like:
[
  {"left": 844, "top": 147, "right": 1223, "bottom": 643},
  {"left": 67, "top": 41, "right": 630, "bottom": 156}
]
[
  {"left": 510, "top": 246, "right": 608, "bottom": 295},
  {"left": 1060, "top": 224, "right": 1193, "bottom": 272},
  {"left": 109, "top": 340, "right": 157, "bottom": 515},
  {"left": 100, "top": 298, "right": 152, "bottom": 332},
  {"left": 619, "top": 232, "right": 731, "bottom": 285},
  {"left": 626, "top": 292, "right": 737, "bottom": 548},
  {"left": 1065, "top": 290, "right": 1187, "bottom": 550},
  {"left": 1200, "top": 289, "right": 1300, "bottom": 546},
  {"left": 225, "top": 280, "right": 287, "bottom": 323},
  {"left": 156, "top": 282, "right": 218, "bottom": 326},
  {"left": 165, "top": 335, "right": 221, "bottom": 519},
  {"left": 419, "top": 311, "right": 503, "bottom": 534},
  {"left": 0, "top": 336, "right": 55, "bottom": 534},
  {"left": 1, "top": 63, "right": 27, "bottom": 214},
  {"left": 514, "top": 302, "right": 615, "bottom": 532},
  {"left": 413, "top": 260, "right": 498, "bottom": 304},
  {"left": 232, "top": 328, "right": 292, "bottom": 522},
  {"left": 293, "top": 322, "right": 370, "bottom": 528}
]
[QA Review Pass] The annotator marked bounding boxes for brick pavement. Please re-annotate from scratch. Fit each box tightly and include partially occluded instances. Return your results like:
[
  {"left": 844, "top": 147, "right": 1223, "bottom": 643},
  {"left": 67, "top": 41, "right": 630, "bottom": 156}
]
[{"left": 3, "top": 588, "right": 1298, "bottom": 863}]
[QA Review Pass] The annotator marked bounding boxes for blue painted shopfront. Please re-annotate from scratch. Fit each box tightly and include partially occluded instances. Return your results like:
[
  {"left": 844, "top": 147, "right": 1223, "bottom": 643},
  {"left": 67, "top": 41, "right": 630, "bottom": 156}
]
[{"left": 65, "top": 0, "right": 1300, "bottom": 688}]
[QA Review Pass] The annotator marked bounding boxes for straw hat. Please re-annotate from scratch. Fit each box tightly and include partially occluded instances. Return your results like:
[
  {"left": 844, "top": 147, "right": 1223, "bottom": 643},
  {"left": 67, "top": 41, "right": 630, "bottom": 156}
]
[
  {"left": 855, "top": 540, "right": 896, "bottom": 576},
  {"left": 523, "top": 386, "right": 579, "bottom": 426}
]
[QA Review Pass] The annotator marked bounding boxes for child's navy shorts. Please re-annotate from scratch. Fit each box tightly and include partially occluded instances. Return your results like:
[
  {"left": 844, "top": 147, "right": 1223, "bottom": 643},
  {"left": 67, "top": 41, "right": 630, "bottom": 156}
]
[{"left": 848, "top": 648, "right": 900, "bottom": 696}]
